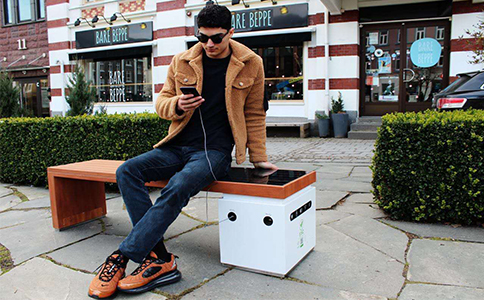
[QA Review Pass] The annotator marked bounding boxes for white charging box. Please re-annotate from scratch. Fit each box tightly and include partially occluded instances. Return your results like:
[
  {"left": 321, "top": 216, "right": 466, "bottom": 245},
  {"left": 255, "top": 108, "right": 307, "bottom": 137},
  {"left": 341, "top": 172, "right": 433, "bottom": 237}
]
[{"left": 218, "top": 186, "right": 316, "bottom": 277}]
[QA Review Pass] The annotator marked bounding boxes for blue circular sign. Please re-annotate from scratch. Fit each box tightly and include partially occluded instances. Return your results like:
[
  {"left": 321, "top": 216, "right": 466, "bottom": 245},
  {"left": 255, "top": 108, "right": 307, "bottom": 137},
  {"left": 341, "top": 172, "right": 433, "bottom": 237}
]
[{"left": 410, "top": 38, "right": 442, "bottom": 68}]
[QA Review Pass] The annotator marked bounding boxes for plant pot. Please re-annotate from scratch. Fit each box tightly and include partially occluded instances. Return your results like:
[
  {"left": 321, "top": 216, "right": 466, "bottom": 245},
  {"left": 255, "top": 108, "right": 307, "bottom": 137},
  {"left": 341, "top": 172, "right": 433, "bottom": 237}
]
[
  {"left": 331, "top": 113, "right": 349, "bottom": 138},
  {"left": 317, "top": 119, "right": 330, "bottom": 137}
]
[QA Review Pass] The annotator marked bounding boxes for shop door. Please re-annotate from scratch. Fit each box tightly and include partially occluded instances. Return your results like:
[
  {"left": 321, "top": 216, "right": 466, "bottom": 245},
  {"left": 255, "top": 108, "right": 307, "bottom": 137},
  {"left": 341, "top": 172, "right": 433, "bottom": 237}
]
[
  {"left": 16, "top": 78, "right": 50, "bottom": 117},
  {"left": 360, "top": 20, "right": 450, "bottom": 116}
]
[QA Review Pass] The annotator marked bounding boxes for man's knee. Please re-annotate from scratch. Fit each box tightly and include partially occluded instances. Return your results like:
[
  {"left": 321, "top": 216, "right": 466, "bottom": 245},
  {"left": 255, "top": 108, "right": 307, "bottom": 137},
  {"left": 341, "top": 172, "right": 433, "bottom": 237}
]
[{"left": 116, "top": 159, "right": 139, "bottom": 183}]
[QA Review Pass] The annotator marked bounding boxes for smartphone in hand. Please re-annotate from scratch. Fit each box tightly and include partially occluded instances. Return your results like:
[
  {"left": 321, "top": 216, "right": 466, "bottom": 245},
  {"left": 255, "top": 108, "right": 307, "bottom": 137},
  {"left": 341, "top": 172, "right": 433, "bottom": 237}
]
[{"left": 180, "top": 87, "right": 200, "bottom": 97}]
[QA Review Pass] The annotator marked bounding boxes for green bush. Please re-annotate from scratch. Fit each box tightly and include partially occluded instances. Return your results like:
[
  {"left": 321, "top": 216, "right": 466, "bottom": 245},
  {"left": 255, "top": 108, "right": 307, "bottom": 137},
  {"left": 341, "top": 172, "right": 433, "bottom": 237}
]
[
  {"left": 372, "top": 110, "right": 484, "bottom": 225},
  {"left": 0, "top": 71, "right": 21, "bottom": 118},
  {"left": 0, "top": 113, "right": 170, "bottom": 186}
]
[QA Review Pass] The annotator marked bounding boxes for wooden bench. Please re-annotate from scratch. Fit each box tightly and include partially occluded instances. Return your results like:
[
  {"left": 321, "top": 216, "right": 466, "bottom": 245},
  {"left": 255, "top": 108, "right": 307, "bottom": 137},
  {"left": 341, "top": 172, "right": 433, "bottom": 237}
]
[
  {"left": 47, "top": 159, "right": 316, "bottom": 230},
  {"left": 266, "top": 122, "right": 310, "bottom": 138}
]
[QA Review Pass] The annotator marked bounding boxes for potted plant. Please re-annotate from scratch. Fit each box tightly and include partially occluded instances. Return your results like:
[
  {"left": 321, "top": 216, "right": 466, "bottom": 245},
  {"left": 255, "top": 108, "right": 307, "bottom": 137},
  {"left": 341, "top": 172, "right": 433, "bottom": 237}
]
[
  {"left": 331, "top": 92, "right": 349, "bottom": 138},
  {"left": 315, "top": 111, "right": 330, "bottom": 137}
]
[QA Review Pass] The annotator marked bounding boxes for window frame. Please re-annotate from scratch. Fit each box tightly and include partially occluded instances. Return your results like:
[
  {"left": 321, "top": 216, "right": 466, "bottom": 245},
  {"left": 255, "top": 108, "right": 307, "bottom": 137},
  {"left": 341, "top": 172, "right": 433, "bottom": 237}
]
[
  {"left": 415, "top": 27, "right": 426, "bottom": 40},
  {"left": 2, "top": 0, "right": 45, "bottom": 27},
  {"left": 436, "top": 26, "right": 445, "bottom": 40},
  {"left": 379, "top": 30, "right": 389, "bottom": 45}
]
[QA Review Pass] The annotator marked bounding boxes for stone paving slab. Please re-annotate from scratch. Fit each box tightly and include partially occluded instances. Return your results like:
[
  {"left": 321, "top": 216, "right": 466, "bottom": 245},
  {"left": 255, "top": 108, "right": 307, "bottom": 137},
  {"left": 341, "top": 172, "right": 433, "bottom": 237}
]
[
  {"left": 0, "top": 194, "right": 22, "bottom": 212},
  {"left": 0, "top": 187, "right": 12, "bottom": 198},
  {"left": 183, "top": 198, "right": 219, "bottom": 222},
  {"left": 399, "top": 283, "right": 484, "bottom": 300},
  {"left": 381, "top": 219, "right": 484, "bottom": 243},
  {"left": 315, "top": 165, "right": 354, "bottom": 176},
  {"left": 341, "top": 176, "right": 372, "bottom": 183},
  {"left": 0, "top": 257, "right": 166, "bottom": 300},
  {"left": 351, "top": 166, "right": 373, "bottom": 177},
  {"left": 344, "top": 193, "right": 375, "bottom": 204},
  {"left": 316, "top": 191, "right": 348, "bottom": 209},
  {"left": 47, "top": 234, "right": 141, "bottom": 274},
  {"left": 313, "top": 179, "right": 372, "bottom": 193},
  {"left": 183, "top": 269, "right": 387, "bottom": 300},
  {"left": 10, "top": 185, "right": 49, "bottom": 201},
  {"left": 407, "top": 239, "right": 484, "bottom": 287},
  {"left": 289, "top": 225, "right": 404, "bottom": 298},
  {"left": 11, "top": 196, "right": 51, "bottom": 209},
  {"left": 0, "top": 209, "right": 51, "bottom": 229},
  {"left": 156, "top": 225, "right": 227, "bottom": 296},
  {"left": 0, "top": 218, "right": 102, "bottom": 264},
  {"left": 316, "top": 210, "right": 352, "bottom": 226},
  {"left": 103, "top": 210, "right": 201, "bottom": 239},
  {"left": 328, "top": 215, "right": 408, "bottom": 262},
  {"left": 335, "top": 194, "right": 387, "bottom": 219},
  {"left": 270, "top": 162, "right": 321, "bottom": 172},
  {"left": 106, "top": 196, "right": 125, "bottom": 213},
  {"left": 106, "top": 192, "right": 121, "bottom": 200}
]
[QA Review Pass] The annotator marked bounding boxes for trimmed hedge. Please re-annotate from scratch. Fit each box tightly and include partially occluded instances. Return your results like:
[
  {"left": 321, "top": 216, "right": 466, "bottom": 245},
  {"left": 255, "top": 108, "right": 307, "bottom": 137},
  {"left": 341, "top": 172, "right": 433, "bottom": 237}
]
[
  {"left": 372, "top": 110, "right": 484, "bottom": 225},
  {"left": 0, "top": 113, "right": 170, "bottom": 187}
]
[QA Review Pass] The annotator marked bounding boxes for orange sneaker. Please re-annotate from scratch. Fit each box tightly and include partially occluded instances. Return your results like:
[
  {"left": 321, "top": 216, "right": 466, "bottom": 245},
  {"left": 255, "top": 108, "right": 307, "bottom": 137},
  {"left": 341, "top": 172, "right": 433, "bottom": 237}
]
[
  {"left": 88, "top": 252, "right": 128, "bottom": 299},
  {"left": 117, "top": 252, "right": 181, "bottom": 294}
]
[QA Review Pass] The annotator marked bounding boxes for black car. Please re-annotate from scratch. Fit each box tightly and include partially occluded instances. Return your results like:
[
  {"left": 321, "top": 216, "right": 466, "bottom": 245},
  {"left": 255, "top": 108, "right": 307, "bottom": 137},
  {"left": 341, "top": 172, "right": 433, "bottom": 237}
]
[{"left": 433, "top": 70, "right": 484, "bottom": 110}]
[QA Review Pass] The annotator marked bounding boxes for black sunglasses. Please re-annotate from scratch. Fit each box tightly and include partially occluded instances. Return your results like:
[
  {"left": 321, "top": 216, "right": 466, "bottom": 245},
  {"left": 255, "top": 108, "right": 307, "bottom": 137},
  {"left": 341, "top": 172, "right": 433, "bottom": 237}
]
[{"left": 196, "top": 30, "right": 229, "bottom": 44}]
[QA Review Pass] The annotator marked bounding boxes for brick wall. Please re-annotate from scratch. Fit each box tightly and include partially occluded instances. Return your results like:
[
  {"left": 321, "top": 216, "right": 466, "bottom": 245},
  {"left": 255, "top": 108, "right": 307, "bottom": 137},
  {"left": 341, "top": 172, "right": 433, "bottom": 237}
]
[{"left": 0, "top": 22, "right": 49, "bottom": 72}]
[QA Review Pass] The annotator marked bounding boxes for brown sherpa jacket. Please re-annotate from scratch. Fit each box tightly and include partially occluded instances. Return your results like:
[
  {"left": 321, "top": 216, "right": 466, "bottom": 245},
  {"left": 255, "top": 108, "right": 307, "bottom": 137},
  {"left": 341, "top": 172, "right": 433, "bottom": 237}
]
[{"left": 154, "top": 39, "right": 268, "bottom": 164}]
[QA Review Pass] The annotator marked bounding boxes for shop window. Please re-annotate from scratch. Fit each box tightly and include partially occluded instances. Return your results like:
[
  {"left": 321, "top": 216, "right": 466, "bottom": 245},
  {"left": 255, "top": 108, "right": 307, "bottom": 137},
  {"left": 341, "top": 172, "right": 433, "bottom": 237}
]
[
  {"left": 436, "top": 26, "right": 445, "bottom": 40},
  {"left": 3, "top": 0, "right": 45, "bottom": 25},
  {"left": 86, "top": 57, "right": 152, "bottom": 103},
  {"left": 379, "top": 30, "right": 388, "bottom": 45},
  {"left": 252, "top": 45, "right": 303, "bottom": 101},
  {"left": 416, "top": 28, "right": 426, "bottom": 40}
]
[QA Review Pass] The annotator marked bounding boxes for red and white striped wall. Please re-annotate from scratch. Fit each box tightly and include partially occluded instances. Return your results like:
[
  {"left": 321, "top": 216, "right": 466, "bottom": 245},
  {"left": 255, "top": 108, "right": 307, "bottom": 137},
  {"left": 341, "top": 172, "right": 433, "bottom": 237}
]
[
  {"left": 306, "top": 4, "right": 360, "bottom": 118},
  {"left": 450, "top": 0, "right": 484, "bottom": 82},
  {"left": 46, "top": 0, "right": 71, "bottom": 116}
]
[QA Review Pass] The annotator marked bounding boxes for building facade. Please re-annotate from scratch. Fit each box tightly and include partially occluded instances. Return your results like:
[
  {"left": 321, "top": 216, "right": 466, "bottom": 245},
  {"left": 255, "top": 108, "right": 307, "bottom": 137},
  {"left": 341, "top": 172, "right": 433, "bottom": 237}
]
[
  {"left": 1, "top": 0, "right": 50, "bottom": 117},
  {"left": 45, "top": 0, "right": 483, "bottom": 119}
]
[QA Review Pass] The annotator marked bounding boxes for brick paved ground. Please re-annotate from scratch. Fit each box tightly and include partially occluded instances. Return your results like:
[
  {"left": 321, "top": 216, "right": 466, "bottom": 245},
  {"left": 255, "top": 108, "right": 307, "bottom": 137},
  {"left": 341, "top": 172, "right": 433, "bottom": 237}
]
[{"left": 263, "top": 137, "right": 375, "bottom": 163}]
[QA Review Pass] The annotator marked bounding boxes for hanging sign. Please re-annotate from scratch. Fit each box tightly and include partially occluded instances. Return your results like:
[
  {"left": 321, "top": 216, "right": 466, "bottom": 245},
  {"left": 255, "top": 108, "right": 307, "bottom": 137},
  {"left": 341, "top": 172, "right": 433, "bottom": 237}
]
[{"left": 410, "top": 38, "right": 442, "bottom": 68}]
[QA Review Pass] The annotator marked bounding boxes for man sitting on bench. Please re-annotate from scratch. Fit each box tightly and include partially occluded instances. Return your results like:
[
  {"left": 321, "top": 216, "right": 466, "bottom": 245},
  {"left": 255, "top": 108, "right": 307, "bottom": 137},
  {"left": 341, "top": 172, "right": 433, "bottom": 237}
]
[{"left": 88, "top": 4, "right": 277, "bottom": 299}]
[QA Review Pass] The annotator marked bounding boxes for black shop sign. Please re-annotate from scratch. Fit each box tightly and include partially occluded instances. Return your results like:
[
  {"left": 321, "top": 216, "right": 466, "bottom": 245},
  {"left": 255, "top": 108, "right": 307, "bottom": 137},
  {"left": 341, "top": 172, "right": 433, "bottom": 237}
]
[
  {"left": 76, "top": 22, "right": 153, "bottom": 49},
  {"left": 195, "top": 4, "right": 308, "bottom": 33}
]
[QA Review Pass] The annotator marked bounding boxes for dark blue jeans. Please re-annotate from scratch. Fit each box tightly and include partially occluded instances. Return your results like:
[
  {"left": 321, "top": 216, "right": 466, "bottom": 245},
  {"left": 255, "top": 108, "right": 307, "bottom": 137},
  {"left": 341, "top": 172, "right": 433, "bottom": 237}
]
[{"left": 116, "top": 145, "right": 231, "bottom": 263}]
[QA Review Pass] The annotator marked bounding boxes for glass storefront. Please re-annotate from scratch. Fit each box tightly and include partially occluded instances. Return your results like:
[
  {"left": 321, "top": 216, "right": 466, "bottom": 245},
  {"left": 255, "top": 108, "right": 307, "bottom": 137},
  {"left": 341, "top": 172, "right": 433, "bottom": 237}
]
[
  {"left": 252, "top": 45, "right": 303, "bottom": 102},
  {"left": 85, "top": 57, "right": 152, "bottom": 103},
  {"left": 361, "top": 20, "right": 449, "bottom": 115},
  {"left": 14, "top": 78, "right": 49, "bottom": 117}
]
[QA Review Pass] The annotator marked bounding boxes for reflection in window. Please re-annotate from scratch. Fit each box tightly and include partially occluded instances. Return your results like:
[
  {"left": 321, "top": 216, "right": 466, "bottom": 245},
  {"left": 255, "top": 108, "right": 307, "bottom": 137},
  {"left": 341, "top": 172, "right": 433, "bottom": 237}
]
[
  {"left": 416, "top": 28, "right": 426, "bottom": 40},
  {"left": 379, "top": 30, "right": 388, "bottom": 45},
  {"left": 3, "top": 0, "right": 45, "bottom": 25},
  {"left": 436, "top": 26, "right": 445, "bottom": 40},
  {"left": 86, "top": 57, "right": 152, "bottom": 102},
  {"left": 252, "top": 46, "right": 303, "bottom": 101}
]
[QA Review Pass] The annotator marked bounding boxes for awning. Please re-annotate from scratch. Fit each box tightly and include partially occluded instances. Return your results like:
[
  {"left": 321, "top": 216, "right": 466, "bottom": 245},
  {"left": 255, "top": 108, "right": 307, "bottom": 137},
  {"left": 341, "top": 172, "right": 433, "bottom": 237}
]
[
  {"left": 187, "top": 28, "right": 313, "bottom": 49},
  {"left": 68, "top": 43, "right": 154, "bottom": 61}
]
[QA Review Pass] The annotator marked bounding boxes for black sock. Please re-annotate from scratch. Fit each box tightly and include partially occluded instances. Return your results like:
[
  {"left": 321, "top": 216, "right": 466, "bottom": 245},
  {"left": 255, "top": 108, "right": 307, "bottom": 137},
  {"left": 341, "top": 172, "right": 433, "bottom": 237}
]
[
  {"left": 112, "top": 249, "right": 129, "bottom": 267},
  {"left": 152, "top": 240, "right": 171, "bottom": 262}
]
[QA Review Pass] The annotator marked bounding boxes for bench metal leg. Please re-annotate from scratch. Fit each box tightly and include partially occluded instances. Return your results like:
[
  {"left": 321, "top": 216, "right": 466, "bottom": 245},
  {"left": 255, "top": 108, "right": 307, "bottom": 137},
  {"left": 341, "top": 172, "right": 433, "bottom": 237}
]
[{"left": 48, "top": 174, "right": 106, "bottom": 230}]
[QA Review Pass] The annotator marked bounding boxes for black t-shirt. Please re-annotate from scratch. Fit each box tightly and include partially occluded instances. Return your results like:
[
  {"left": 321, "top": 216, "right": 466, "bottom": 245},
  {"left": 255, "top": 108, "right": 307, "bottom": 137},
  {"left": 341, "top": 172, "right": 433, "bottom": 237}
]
[{"left": 168, "top": 50, "right": 234, "bottom": 155}]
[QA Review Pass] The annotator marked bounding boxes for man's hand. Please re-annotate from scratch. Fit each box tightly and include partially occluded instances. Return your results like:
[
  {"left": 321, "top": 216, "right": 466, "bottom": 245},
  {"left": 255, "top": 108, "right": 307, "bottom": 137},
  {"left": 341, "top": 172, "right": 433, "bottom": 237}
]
[
  {"left": 177, "top": 94, "right": 205, "bottom": 114},
  {"left": 253, "top": 161, "right": 278, "bottom": 170}
]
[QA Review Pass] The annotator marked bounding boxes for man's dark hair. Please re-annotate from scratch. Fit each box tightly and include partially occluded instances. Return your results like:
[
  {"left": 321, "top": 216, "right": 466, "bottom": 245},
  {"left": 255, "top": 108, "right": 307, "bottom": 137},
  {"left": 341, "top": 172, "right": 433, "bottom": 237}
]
[{"left": 197, "top": 5, "right": 232, "bottom": 30}]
